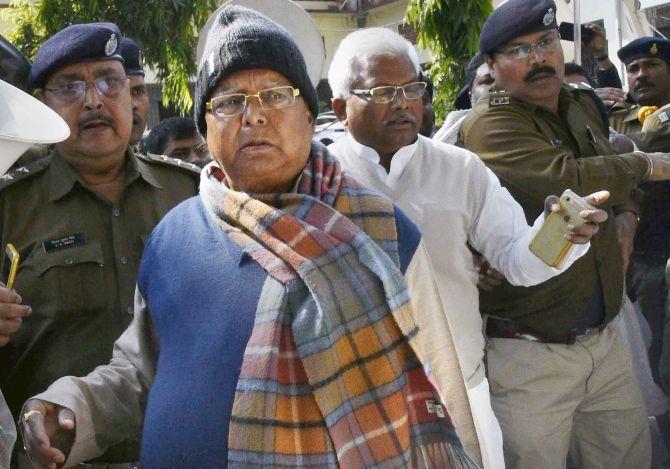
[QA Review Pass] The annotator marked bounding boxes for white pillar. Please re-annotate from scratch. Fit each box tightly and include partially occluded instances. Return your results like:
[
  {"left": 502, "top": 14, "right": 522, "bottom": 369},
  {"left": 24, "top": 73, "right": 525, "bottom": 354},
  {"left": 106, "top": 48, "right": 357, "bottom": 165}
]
[
  {"left": 615, "top": 0, "right": 626, "bottom": 87},
  {"left": 574, "top": 0, "right": 582, "bottom": 64}
]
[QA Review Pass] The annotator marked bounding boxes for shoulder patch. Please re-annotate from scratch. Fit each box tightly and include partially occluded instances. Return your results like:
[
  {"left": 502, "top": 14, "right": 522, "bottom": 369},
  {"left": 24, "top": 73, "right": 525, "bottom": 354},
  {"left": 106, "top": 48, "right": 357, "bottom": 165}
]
[
  {"left": 0, "top": 157, "right": 51, "bottom": 191},
  {"left": 489, "top": 91, "right": 512, "bottom": 107},
  {"left": 137, "top": 152, "right": 201, "bottom": 175}
]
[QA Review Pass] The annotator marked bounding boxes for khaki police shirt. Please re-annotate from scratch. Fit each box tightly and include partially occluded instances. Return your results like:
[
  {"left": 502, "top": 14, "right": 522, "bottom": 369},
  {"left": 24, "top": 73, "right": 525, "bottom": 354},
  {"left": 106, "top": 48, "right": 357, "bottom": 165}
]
[
  {"left": 0, "top": 149, "right": 198, "bottom": 460},
  {"left": 460, "top": 85, "right": 648, "bottom": 337},
  {"left": 610, "top": 99, "right": 670, "bottom": 260},
  {"left": 610, "top": 98, "right": 670, "bottom": 152}
]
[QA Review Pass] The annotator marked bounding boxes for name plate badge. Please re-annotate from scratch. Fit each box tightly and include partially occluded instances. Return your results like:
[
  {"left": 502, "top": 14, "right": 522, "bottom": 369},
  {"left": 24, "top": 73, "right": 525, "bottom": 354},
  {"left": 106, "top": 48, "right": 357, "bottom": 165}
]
[{"left": 42, "top": 233, "right": 87, "bottom": 253}]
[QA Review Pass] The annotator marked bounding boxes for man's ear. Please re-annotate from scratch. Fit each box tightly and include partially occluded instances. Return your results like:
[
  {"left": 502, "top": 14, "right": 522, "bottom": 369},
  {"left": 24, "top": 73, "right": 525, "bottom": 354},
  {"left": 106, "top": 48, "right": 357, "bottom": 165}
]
[
  {"left": 332, "top": 98, "right": 348, "bottom": 124},
  {"left": 485, "top": 55, "right": 496, "bottom": 80}
]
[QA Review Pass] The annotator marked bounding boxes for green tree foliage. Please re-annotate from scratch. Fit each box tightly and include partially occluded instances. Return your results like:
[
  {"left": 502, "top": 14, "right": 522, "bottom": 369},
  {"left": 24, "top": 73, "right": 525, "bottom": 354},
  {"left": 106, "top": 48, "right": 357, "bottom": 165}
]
[
  {"left": 4, "top": 0, "right": 216, "bottom": 114},
  {"left": 405, "top": 0, "right": 493, "bottom": 121}
]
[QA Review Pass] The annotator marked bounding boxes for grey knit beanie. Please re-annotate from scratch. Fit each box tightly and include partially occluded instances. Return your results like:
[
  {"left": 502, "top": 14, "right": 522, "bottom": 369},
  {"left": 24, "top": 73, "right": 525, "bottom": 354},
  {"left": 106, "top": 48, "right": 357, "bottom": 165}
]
[{"left": 195, "top": 5, "right": 319, "bottom": 137}]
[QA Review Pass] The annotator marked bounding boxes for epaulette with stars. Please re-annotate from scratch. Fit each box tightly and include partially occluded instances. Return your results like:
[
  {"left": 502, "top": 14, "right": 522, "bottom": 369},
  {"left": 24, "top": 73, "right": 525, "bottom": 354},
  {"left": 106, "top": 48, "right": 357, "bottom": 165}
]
[
  {"left": 0, "top": 157, "right": 51, "bottom": 191},
  {"left": 136, "top": 152, "right": 201, "bottom": 175}
]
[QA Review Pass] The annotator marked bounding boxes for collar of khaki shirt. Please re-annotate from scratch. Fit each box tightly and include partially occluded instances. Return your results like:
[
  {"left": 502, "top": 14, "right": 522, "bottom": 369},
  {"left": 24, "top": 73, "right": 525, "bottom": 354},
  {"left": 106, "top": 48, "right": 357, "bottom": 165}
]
[
  {"left": 610, "top": 95, "right": 639, "bottom": 120},
  {"left": 48, "top": 147, "right": 164, "bottom": 202}
]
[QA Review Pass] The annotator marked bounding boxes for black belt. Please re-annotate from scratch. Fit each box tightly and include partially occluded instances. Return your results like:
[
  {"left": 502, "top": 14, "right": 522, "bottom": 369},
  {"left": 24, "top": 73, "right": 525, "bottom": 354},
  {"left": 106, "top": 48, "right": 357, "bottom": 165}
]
[
  {"left": 484, "top": 316, "right": 604, "bottom": 345},
  {"left": 78, "top": 463, "right": 140, "bottom": 469}
]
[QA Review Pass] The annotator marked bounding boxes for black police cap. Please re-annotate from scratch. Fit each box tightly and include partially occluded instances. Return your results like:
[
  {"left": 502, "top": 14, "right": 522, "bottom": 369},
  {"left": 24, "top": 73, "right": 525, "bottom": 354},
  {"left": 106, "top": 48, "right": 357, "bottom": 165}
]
[
  {"left": 479, "top": 0, "right": 558, "bottom": 55},
  {"left": 29, "top": 22, "right": 123, "bottom": 90},
  {"left": 120, "top": 37, "right": 144, "bottom": 76},
  {"left": 618, "top": 37, "right": 670, "bottom": 65}
]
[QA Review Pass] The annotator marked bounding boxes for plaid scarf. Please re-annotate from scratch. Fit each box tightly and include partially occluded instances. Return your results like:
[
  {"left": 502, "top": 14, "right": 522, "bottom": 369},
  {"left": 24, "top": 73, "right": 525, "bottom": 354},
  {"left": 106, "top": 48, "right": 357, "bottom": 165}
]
[{"left": 200, "top": 143, "right": 478, "bottom": 468}]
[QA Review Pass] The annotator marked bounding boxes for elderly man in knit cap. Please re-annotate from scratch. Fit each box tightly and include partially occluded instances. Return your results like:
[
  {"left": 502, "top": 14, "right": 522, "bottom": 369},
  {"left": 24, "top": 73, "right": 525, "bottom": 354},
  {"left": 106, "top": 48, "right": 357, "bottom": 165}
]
[
  {"left": 119, "top": 37, "right": 149, "bottom": 148},
  {"left": 20, "top": 6, "right": 480, "bottom": 468},
  {"left": 459, "top": 0, "right": 670, "bottom": 467}
]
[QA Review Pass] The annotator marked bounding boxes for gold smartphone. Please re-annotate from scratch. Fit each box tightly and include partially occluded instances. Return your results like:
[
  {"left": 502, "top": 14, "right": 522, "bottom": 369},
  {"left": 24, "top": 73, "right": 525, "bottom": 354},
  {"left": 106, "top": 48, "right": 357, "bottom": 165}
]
[
  {"left": 529, "top": 190, "right": 594, "bottom": 268},
  {"left": 2, "top": 243, "right": 20, "bottom": 290}
]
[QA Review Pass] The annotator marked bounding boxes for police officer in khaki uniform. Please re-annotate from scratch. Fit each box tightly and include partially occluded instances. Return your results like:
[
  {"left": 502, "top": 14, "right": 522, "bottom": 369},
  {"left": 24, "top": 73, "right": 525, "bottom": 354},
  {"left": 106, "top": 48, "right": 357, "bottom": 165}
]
[
  {"left": 609, "top": 38, "right": 670, "bottom": 398},
  {"left": 0, "top": 73, "right": 71, "bottom": 469},
  {"left": 459, "top": 1, "right": 670, "bottom": 467},
  {"left": 610, "top": 37, "right": 670, "bottom": 152},
  {"left": 0, "top": 23, "right": 199, "bottom": 468},
  {"left": 120, "top": 37, "right": 149, "bottom": 149}
]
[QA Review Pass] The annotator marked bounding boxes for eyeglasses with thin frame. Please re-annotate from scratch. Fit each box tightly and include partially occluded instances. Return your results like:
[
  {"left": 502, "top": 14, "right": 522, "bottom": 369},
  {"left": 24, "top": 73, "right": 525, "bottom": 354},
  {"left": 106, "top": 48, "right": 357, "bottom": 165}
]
[
  {"left": 351, "top": 81, "right": 428, "bottom": 104},
  {"left": 206, "top": 86, "right": 301, "bottom": 118},
  {"left": 497, "top": 33, "right": 562, "bottom": 61},
  {"left": 43, "top": 75, "right": 130, "bottom": 103}
]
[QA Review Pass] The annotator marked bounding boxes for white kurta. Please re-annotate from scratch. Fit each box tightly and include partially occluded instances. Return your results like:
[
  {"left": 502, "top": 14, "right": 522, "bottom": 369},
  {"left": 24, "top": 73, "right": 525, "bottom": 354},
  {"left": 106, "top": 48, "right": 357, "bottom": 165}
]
[
  {"left": 330, "top": 133, "right": 588, "bottom": 385},
  {"left": 329, "top": 133, "right": 589, "bottom": 469}
]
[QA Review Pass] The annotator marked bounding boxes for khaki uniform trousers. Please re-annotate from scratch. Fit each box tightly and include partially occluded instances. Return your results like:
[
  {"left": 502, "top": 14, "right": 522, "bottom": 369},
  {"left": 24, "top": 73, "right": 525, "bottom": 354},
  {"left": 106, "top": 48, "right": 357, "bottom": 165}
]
[{"left": 486, "top": 315, "right": 651, "bottom": 469}]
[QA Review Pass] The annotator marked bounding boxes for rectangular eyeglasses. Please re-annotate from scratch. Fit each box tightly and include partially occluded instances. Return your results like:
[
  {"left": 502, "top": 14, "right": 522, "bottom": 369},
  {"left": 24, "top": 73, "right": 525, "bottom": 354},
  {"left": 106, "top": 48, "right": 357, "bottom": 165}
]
[
  {"left": 206, "top": 86, "right": 300, "bottom": 118},
  {"left": 43, "top": 75, "right": 129, "bottom": 103},
  {"left": 351, "top": 81, "right": 427, "bottom": 104}
]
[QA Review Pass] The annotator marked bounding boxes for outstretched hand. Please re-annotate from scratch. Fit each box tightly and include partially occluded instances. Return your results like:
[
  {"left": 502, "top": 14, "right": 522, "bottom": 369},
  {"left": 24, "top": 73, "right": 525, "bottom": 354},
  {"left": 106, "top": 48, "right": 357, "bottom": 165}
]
[
  {"left": 21, "top": 399, "right": 75, "bottom": 469},
  {"left": 543, "top": 190, "right": 610, "bottom": 244}
]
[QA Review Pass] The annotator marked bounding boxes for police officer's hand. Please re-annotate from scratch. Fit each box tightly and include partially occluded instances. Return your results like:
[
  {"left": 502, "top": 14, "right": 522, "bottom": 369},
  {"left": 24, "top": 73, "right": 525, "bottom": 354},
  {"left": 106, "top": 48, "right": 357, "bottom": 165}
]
[
  {"left": 609, "top": 133, "right": 636, "bottom": 153},
  {"left": 585, "top": 23, "right": 608, "bottom": 58},
  {"left": 21, "top": 399, "right": 75, "bottom": 469},
  {"left": 584, "top": 23, "right": 617, "bottom": 71},
  {"left": 0, "top": 285, "right": 31, "bottom": 346},
  {"left": 544, "top": 190, "right": 610, "bottom": 244},
  {"left": 595, "top": 87, "right": 626, "bottom": 108},
  {"left": 646, "top": 153, "right": 670, "bottom": 181}
]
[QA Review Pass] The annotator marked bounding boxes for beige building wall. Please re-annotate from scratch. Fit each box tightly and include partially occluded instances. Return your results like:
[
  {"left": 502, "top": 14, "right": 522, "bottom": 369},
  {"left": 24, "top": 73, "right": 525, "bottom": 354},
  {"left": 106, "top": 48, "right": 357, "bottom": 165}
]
[
  {"left": 306, "top": 0, "right": 429, "bottom": 80},
  {"left": 1, "top": 1, "right": 16, "bottom": 37},
  {"left": 0, "top": 0, "right": 38, "bottom": 36}
]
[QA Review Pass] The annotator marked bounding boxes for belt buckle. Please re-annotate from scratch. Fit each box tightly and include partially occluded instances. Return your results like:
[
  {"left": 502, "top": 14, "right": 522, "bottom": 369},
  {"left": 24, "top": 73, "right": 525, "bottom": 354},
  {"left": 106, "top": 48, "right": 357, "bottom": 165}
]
[
  {"left": 569, "top": 327, "right": 600, "bottom": 343},
  {"left": 581, "top": 327, "right": 600, "bottom": 337},
  {"left": 514, "top": 332, "right": 542, "bottom": 342}
]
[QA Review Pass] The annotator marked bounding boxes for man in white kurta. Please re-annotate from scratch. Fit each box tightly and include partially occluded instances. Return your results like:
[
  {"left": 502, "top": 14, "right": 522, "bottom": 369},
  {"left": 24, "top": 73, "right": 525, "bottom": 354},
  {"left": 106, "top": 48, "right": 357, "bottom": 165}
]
[
  {"left": 330, "top": 131, "right": 596, "bottom": 468},
  {"left": 327, "top": 27, "right": 604, "bottom": 469}
]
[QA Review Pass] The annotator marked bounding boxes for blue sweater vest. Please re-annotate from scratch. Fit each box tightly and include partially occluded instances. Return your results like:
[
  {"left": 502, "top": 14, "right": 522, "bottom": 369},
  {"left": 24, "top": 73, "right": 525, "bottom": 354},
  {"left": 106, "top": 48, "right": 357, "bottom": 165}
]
[{"left": 137, "top": 196, "right": 420, "bottom": 468}]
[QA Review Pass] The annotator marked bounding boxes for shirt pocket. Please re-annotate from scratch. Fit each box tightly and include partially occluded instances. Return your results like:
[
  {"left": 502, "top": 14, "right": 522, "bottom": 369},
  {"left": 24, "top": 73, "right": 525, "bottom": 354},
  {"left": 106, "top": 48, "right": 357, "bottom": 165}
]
[{"left": 19, "top": 242, "right": 107, "bottom": 317}]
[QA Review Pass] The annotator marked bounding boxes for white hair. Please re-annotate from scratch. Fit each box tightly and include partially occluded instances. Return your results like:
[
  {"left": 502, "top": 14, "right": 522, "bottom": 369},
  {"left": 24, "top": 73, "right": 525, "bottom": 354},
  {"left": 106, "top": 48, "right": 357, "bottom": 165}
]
[{"left": 328, "top": 27, "right": 421, "bottom": 99}]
